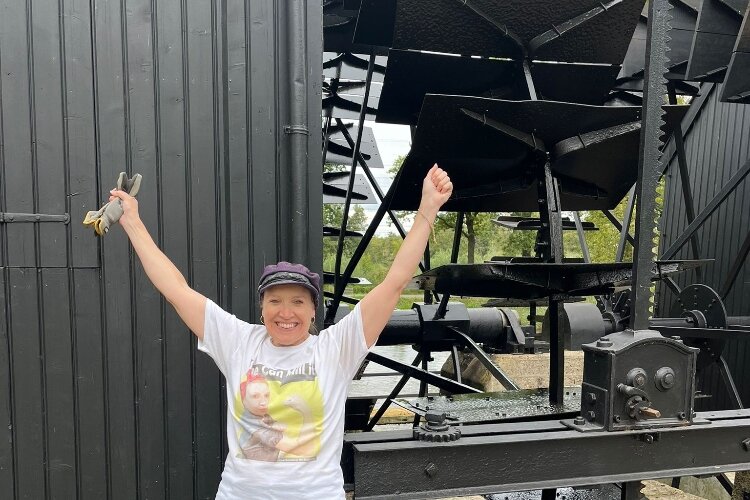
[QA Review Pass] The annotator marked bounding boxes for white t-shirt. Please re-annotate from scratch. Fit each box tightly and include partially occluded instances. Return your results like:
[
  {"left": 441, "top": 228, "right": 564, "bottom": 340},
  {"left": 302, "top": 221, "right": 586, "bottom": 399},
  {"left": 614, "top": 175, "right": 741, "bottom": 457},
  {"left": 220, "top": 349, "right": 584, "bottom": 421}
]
[{"left": 198, "top": 299, "right": 370, "bottom": 499}]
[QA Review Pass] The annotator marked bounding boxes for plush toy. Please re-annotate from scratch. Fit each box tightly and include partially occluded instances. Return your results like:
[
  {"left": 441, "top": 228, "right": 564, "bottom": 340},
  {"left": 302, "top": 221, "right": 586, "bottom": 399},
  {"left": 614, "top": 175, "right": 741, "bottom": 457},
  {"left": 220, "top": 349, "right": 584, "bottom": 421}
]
[{"left": 83, "top": 172, "right": 142, "bottom": 236}]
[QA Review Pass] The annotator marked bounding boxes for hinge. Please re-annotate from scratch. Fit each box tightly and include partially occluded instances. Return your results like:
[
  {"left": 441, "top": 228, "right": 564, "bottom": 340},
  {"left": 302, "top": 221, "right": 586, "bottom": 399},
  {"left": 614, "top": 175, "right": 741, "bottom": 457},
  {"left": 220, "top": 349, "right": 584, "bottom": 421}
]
[{"left": 0, "top": 212, "right": 70, "bottom": 223}]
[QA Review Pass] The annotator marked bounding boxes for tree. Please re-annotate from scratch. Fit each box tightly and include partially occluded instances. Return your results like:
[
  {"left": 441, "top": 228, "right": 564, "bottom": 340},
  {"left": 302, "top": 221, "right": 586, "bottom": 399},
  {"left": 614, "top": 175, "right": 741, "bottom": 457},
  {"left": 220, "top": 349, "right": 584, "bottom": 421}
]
[
  {"left": 502, "top": 212, "right": 537, "bottom": 257},
  {"left": 323, "top": 162, "right": 369, "bottom": 268},
  {"left": 388, "top": 156, "right": 500, "bottom": 263}
]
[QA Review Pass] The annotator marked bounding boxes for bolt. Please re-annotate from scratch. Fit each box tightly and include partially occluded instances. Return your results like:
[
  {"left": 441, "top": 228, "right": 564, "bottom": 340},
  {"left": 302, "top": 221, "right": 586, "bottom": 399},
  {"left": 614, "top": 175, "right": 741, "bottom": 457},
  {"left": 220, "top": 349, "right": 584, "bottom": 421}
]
[
  {"left": 742, "top": 439, "right": 750, "bottom": 452},
  {"left": 586, "top": 393, "right": 597, "bottom": 405},
  {"left": 424, "top": 462, "right": 438, "bottom": 477},
  {"left": 425, "top": 411, "right": 445, "bottom": 425},
  {"left": 642, "top": 434, "right": 654, "bottom": 444},
  {"left": 613, "top": 415, "right": 622, "bottom": 423},
  {"left": 597, "top": 338, "right": 613, "bottom": 348},
  {"left": 574, "top": 416, "right": 586, "bottom": 426},
  {"left": 678, "top": 412, "right": 687, "bottom": 420},
  {"left": 586, "top": 411, "right": 596, "bottom": 421}
]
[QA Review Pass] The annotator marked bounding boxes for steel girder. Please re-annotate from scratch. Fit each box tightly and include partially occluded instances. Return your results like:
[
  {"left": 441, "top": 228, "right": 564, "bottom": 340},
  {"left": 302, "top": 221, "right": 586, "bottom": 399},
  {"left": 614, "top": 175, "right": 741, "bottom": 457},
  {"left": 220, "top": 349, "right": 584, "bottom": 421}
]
[{"left": 344, "top": 410, "right": 750, "bottom": 499}]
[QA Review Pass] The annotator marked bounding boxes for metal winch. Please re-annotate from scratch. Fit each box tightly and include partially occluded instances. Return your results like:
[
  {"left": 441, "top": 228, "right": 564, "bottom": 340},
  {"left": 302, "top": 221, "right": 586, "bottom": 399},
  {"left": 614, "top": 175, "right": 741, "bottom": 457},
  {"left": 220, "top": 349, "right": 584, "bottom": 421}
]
[{"left": 564, "top": 329, "right": 698, "bottom": 432}]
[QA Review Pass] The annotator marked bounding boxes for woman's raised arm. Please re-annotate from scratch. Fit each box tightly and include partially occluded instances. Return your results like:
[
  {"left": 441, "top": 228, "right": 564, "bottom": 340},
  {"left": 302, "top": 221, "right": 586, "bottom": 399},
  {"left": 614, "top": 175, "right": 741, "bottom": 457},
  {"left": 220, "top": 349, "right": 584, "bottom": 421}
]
[
  {"left": 358, "top": 164, "right": 453, "bottom": 347},
  {"left": 110, "top": 189, "right": 208, "bottom": 340}
]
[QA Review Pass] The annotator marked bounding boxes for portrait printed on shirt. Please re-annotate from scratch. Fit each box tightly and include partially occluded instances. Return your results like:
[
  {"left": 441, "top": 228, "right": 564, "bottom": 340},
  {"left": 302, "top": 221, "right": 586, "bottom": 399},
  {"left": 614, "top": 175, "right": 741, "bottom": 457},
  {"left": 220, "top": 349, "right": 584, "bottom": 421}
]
[{"left": 233, "top": 362, "right": 323, "bottom": 462}]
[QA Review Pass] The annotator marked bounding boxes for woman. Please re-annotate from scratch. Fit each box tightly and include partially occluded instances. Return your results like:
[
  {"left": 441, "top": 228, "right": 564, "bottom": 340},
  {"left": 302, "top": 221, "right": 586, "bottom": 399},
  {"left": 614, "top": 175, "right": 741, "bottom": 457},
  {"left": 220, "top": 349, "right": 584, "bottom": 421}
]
[{"left": 110, "top": 164, "right": 453, "bottom": 499}]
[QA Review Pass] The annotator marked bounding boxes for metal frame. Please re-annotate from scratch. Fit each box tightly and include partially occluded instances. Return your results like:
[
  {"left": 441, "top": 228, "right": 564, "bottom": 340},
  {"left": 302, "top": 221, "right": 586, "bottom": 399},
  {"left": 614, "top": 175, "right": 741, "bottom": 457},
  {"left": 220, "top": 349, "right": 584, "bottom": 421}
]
[
  {"left": 329, "top": 2, "right": 750, "bottom": 497},
  {"left": 344, "top": 410, "right": 750, "bottom": 499}
]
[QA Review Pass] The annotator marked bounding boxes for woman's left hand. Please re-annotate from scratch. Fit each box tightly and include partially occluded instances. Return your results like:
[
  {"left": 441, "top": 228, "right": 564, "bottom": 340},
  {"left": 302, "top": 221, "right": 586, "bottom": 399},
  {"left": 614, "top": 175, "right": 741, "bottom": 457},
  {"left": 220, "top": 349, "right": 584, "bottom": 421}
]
[{"left": 421, "top": 163, "right": 453, "bottom": 213}]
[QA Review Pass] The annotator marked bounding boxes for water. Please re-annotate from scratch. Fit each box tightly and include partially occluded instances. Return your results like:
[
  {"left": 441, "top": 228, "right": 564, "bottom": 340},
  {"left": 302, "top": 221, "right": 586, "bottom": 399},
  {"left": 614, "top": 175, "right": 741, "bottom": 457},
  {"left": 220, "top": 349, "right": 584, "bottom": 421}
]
[
  {"left": 486, "top": 484, "right": 622, "bottom": 499},
  {"left": 348, "top": 345, "right": 451, "bottom": 399}
]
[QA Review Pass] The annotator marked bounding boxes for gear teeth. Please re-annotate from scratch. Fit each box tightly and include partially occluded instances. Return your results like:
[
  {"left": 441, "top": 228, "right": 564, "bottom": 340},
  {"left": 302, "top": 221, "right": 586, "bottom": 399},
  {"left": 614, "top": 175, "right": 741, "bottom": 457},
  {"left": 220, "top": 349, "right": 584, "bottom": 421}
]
[
  {"left": 630, "top": 0, "right": 673, "bottom": 330},
  {"left": 413, "top": 425, "right": 461, "bottom": 442}
]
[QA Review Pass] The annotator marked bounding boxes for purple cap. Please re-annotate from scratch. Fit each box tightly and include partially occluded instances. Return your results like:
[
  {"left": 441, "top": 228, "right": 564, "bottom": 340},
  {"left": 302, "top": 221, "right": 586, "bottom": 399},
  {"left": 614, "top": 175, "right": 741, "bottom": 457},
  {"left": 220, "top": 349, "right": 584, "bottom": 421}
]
[{"left": 257, "top": 261, "right": 321, "bottom": 307}]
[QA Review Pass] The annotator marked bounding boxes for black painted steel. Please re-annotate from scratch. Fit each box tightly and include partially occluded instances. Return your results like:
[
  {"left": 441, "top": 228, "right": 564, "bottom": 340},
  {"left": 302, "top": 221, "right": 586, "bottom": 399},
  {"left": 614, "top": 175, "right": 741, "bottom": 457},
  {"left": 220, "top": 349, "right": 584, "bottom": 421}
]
[
  {"left": 365, "top": 352, "right": 423, "bottom": 431},
  {"left": 718, "top": 356, "right": 745, "bottom": 408},
  {"left": 324, "top": 123, "right": 385, "bottom": 169},
  {"left": 541, "top": 303, "right": 607, "bottom": 350},
  {"left": 394, "top": 389, "right": 581, "bottom": 424},
  {"left": 390, "top": 95, "right": 688, "bottom": 212},
  {"left": 573, "top": 212, "right": 592, "bottom": 262},
  {"left": 376, "top": 50, "right": 622, "bottom": 125},
  {"left": 345, "top": 410, "right": 750, "bottom": 499},
  {"left": 493, "top": 215, "right": 597, "bottom": 231},
  {"left": 366, "top": 352, "right": 481, "bottom": 395},
  {"left": 630, "top": 0, "right": 673, "bottom": 330},
  {"left": 323, "top": 118, "right": 439, "bottom": 321},
  {"left": 410, "top": 261, "right": 704, "bottom": 299},
  {"left": 451, "top": 328, "right": 520, "bottom": 391},
  {"left": 355, "top": 0, "right": 642, "bottom": 64},
  {"left": 324, "top": 0, "right": 389, "bottom": 55},
  {"left": 374, "top": 307, "right": 510, "bottom": 347},
  {"left": 618, "top": 1, "right": 699, "bottom": 87},
  {"left": 323, "top": 226, "right": 363, "bottom": 237},
  {"left": 601, "top": 207, "right": 636, "bottom": 247},
  {"left": 323, "top": 52, "right": 387, "bottom": 83},
  {"left": 540, "top": 162, "right": 564, "bottom": 263},
  {"left": 720, "top": 4, "right": 750, "bottom": 102},
  {"left": 686, "top": 0, "right": 748, "bottom": 81},
  {"left": 323, "top": 171, "right": 376, "bottom": 203}
]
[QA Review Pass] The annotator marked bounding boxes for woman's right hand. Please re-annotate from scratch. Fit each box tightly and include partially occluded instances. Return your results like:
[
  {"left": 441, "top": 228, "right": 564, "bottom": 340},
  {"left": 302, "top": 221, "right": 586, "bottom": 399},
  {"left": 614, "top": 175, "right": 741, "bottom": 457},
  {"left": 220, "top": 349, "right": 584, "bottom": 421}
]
[{"left": 108, "top": 188, "right": 140, "bottom": 230}]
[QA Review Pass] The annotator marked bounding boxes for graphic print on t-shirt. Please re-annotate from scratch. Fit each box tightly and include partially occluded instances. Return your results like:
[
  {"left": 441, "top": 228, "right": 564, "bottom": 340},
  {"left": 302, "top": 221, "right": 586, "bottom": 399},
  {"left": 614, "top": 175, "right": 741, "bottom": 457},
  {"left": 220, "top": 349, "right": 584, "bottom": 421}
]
[{"left": 233, "top": 362, "right": 323, "bottom": 462}]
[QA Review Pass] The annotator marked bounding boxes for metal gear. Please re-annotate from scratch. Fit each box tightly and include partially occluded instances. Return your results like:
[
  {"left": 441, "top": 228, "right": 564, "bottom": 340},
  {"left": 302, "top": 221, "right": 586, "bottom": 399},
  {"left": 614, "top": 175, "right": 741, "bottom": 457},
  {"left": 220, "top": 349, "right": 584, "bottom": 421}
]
[
  {"left": 671, "top": 284, "right": 728, "bottom": 368},
  {"left": 413, "top": 411, "right": 461, "bottom": 442},
  {"left": 629, "top": 0, "right": 673, "bottom": 330}
]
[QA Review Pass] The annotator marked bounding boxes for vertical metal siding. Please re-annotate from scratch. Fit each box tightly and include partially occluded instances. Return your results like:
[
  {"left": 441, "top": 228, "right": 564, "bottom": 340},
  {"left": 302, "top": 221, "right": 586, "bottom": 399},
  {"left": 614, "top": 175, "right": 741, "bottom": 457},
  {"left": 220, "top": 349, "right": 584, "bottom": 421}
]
[
  {"left": 0, "top": 1, "right": 322, "bottom": 499},
  {"left": 660, "top": 83, "right": 750, "bottom": 410}
]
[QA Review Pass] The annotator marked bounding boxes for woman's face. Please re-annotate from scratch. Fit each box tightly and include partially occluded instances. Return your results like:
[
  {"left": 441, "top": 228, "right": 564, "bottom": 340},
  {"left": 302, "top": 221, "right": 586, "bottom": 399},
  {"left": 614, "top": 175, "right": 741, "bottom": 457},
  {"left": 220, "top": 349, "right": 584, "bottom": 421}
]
[
  {"left": 243, "top": 381, "right": 270, "bottom": 416},
  {"left": 261, "top": 284, "right": 315, "bottom": 347}
]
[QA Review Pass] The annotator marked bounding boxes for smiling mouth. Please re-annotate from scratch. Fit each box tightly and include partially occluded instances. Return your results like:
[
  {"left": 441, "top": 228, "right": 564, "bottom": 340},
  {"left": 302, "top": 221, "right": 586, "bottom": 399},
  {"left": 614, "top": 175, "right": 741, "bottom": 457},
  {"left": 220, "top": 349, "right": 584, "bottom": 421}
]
[{"left": 276, "top": 322, "right": 299, "bottom": 330}]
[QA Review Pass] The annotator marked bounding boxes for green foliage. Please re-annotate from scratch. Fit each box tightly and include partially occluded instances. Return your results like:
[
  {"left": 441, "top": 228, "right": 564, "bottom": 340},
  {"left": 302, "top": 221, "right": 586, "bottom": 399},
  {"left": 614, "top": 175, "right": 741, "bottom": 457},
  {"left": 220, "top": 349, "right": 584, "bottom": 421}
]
[
  {"left": 388, "top": 155, "right": 500, "bottom": 263},
  {"left": 323, "top": 162, "right": 369, "bottom": 268},
  {"left": 324, "top": 158, "right": 645, "bottom": 309}
]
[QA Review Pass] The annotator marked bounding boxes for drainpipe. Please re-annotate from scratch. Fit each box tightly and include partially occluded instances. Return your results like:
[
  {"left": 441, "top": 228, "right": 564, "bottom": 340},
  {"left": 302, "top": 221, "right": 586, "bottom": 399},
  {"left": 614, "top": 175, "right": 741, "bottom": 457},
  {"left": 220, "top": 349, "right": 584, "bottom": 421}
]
[{"left": 285, "top": 0, "right": 310, "bottom": 264}]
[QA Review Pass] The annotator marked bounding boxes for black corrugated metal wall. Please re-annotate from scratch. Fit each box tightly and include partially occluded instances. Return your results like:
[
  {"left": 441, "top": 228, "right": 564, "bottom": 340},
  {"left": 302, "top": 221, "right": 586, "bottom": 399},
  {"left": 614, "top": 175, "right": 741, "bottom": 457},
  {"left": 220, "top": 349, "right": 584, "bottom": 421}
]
[
  {"left": 659, "top": 83, "right": 750, "bottom": 410},
  {"left": 0, "top": 0, "right": 322, "bottom": 498}
]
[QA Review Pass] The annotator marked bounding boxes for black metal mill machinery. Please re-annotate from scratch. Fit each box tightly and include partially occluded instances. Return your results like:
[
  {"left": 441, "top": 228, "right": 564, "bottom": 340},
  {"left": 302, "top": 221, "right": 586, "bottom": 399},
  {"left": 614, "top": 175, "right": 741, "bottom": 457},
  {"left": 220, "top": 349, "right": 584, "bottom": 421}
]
[{"left": 322, "top": 0, "right": 750, "bottom": 498}]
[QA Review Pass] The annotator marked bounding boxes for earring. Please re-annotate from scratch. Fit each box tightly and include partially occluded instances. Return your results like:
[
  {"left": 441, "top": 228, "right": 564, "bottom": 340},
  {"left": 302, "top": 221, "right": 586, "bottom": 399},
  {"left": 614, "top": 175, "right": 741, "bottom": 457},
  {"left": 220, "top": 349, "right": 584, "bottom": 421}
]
[{"left": 260, "top": 315, "right": 265, "bottom": 325}]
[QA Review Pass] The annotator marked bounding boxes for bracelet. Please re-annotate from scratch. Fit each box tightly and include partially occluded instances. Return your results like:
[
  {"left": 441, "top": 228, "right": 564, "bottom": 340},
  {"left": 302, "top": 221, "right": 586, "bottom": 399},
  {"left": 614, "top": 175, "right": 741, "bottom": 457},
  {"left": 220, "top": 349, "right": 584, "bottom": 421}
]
[{"left": 416, "top": 210, "right": 436, "bottom": 243}]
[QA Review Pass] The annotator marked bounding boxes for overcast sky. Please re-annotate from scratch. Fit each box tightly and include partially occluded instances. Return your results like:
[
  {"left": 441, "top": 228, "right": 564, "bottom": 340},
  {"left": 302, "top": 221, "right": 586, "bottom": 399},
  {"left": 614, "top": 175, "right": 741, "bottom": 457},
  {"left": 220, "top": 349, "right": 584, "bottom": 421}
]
[{"left": 360, "top": 121, "right": 413, "bottom": 235}]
